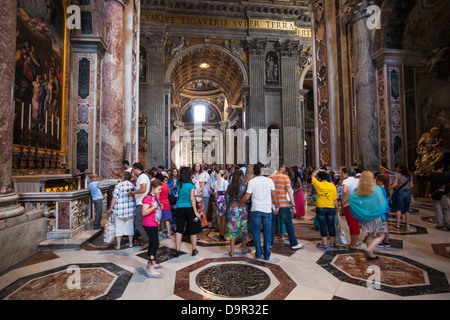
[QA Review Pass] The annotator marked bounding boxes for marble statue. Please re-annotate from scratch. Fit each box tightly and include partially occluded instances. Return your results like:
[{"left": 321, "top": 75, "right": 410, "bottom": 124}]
[
  {"left": 414, "top": 127, "right": 444, "bottom": 176},
  {"left": 266, "top": 55, "right": 278, "bottom": 82},
  {"left": 168, "top": 37, "right": 188, "bottom": 59},
  {"left": 139, "top": 53, "right": 146, "bottom": 79},
  {"left": 425, "top": 47, "right": 449, "bottom": 74}
]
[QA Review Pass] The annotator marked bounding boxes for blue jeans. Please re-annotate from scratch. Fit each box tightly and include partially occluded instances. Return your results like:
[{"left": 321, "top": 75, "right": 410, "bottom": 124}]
[
  {"left": 251, "top": 211, "right": 272, "bottom": 260},
  {"left": 316, "top": 207, "right": 336, "bottom": 238},
  {"left": 271, "top": 207, "right": 298, "bottom": 247}
]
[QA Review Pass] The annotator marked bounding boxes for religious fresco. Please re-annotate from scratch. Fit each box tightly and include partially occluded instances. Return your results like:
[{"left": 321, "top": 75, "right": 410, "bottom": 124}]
[{"left": 13, "top": 0, "right": 65, "bottom": 152}]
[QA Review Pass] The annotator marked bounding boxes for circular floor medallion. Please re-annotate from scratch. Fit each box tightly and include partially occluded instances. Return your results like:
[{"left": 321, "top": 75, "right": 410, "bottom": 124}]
[{"left": 195, "top": 263, "right": 271, "bottom": 298}]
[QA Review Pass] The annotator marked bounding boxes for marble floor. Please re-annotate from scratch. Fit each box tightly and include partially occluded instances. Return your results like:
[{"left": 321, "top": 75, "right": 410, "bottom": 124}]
[{"left": 0, "top": 198, "right": 449, "bottom": 301}]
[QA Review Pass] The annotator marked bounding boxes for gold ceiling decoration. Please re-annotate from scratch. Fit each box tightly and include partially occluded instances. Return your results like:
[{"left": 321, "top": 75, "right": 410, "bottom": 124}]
[{"left": 170, "top": 46, "right": 245, "bottom": 104}]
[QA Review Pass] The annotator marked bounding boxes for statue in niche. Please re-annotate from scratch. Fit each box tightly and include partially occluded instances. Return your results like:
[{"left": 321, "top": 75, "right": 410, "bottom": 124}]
[
  {"left": 266, "top": 53, "right": 278, "bottom": 83},
  {"left": 414, "top": 127, "right": 444, "bottom": 176},
  {"left": 139, "top": 52, "right": 146, "bottom": 81}
]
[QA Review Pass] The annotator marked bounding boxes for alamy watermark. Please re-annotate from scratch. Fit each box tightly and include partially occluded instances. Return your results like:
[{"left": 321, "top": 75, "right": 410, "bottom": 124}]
[
  {"left": 366, "top": 5, "right": 381, "bottom": 30},
  {"left": 171, "top": 125, "right": 281, "bottom": 169},
  {"left": 66, "top": 5, "right": 81, "bottom": 30},
  {"left": 66, "top": 265, "right": 81, "bottom": 290},
  {"left": 366, "top": 265, "right": 381, "bottom": 290}
]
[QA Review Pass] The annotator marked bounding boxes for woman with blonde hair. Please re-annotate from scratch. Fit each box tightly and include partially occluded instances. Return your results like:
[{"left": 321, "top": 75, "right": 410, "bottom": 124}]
[
  {"left": 348, "top": 171, "right": 388, "bottom": 260},
  {"left": 214, "top": 170, "right": 229, "bottom": 241}
]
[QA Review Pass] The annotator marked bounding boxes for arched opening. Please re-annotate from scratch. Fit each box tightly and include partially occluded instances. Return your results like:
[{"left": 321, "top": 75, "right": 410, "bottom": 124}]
[{"left": 167, "top": 43, "right": 248, "bottom": 168}]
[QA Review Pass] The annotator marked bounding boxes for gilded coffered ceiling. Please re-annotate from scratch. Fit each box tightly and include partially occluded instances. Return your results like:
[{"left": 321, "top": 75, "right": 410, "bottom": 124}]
[{"left": 169, "top": 46, "right": 246, "bottom": 105}]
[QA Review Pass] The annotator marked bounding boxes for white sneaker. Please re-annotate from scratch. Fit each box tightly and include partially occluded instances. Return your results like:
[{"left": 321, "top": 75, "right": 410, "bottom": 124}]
[{"left": 291, "top": 244, "right": 304, "bottom": 250}]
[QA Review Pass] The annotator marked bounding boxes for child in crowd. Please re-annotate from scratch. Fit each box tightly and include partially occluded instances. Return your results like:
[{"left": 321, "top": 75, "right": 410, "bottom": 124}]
[
  {"left": 376, "top": 174, "right": 391, "bottom": 247},
  {"left": 142, "top": 179, "right": 164, "bottom": 278}
]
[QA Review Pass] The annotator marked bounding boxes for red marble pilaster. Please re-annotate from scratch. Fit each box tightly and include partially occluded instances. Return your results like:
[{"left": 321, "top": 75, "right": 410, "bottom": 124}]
[
  {"left": 0, "top": 0, "right": 17, "bottom": 195},
  {"left": 101, "top": 0, "right": 126, "bottom": 178},
  {"left": 0, "top": 0, "right": 24, "bottom": 220}
]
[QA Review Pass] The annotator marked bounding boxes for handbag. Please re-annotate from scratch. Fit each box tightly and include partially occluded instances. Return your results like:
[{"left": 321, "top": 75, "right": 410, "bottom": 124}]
[
  {"left": 334, "top": 211, "right": 348, "bottom": 245},
  {"left": 148, "top": 194, "right": 162, "bottom": 225},
  {"left": 103, "top": 214, "right": 115, "bottom": 244},
  {"left": 168, "top": 192, "right": 177, "bottom": 205}
]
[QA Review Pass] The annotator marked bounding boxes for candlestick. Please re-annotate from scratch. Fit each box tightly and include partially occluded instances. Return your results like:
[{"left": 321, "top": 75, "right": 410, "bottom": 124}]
[
  {"left": 28, "top": 104, "right": 31, "bottom": 130},
  {"left": 51, "top": 114, "right": 54, "bottom": 136},
  {"left": 45, "top": 110, "right": 47, "bottom": 134},
  {"left": 21, "top": 102, "right": 24, "bottom": 130},
  {"left": 57, "top": 118, "right": 59, "bottom": 140}
]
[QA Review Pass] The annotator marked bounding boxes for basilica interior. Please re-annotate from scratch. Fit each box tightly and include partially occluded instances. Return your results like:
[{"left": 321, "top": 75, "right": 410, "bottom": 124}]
[{"left": 0, "top": 0, "right": 449, "bottom": 302}]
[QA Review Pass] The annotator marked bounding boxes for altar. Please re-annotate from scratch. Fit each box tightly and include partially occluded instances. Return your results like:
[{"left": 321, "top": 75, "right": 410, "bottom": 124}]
[{"left": 12, "top": 175, "right": 118, "bottom": 240}]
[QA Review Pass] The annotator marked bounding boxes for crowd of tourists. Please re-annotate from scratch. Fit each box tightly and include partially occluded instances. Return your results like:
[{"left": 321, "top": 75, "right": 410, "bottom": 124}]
[{"left": 88, "top": 160, "right": 450, "bottom": 278}]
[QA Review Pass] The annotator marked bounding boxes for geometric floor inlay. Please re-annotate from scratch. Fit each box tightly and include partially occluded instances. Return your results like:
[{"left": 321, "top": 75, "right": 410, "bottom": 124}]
[
  {"left": 174, "top": 257, "right": 296, "bottom": 300},
  {"left": 0, "top": 263, "right": 133, "bottom": 300},
  {"left": 196, "top": 263, "right": 271, "bottom": 298},
  {"left": 317, "top": 250, "right": 450, "bottom": 296}
]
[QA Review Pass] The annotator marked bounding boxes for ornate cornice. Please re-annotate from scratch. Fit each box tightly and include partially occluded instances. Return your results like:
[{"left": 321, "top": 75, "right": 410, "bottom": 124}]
[{"left": 140, "top": 0, "right": 310, "bottom": 21}]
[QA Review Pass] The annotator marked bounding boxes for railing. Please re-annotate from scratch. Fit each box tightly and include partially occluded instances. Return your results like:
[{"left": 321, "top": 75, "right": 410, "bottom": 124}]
[{"left": 17, "top": 182, "right": 116, "bottom": 239}]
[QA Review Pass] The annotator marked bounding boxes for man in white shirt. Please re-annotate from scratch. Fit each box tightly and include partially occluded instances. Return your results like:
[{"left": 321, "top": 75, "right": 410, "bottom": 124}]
[
  {"left": 129, "top": 162, "right": 150, "bottom": 249},
  {"left": 200, "top": 165, "right": 211, "bottom": 220},
  {"left": 239, "top": 163, "right": 279, "bottom": 261}
]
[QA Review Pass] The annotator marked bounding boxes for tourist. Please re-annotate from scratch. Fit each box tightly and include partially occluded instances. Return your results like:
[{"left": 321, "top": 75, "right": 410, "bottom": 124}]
[
  {"left": 376, "top": 174, "right": 391, "bottom": 247},
  {"left": 108, "top": 171, "right": 136, "bottom": 249},
  {"left": 270, "top": 163, "right": 304, "bottom": 250},
  {"left": 341, "top": 168, "right": 361, "bottom": 249},
  {"left": 88, "top": 173, "right": 104, "bottom": 230},
  {"left": 238, "top": 163, "right": 279, "bottom": 261},
  {"left": 390, "top": 164, "right": 413, "bottom": 228},
  {"left": 168, "top": 167, "right": 179, "bottom": 230},
  {"left": 425, "top": 162, "right": 450, "bottom": 231},
  {"left": 242, "top": 165, "right": 254, "bottom": 245},
  {"left": 214, "top": 170, "right": 229, "bottom": 241},
  {"left": 157, "top": 174, "right": 172, "bottom": 239},
  {"left": 311, "top": 168, "right": 339, "bottom": 249},
  {"left": 129, "top": 162, "right": 150, "bottom": 250},
  {"left": 292, "top": 166, "right": 306, "bottom": 219},
  {"left": 142, "top": 179, "right": 164, "bottom": 278},
  {"left": 349, "top": 171, "right": 388, "bottom": 260},
  {"left": 192, "top": 163, "right": 207, "bottom": 228},
  {"left": 175, "top": 167, "right": 202, "bottom": 257},
  {"left": 201, "top": 165, "right": 212, "bottom": 226},
  {"left": 225, "top": 169, "right": 249, "bottom": 256}
]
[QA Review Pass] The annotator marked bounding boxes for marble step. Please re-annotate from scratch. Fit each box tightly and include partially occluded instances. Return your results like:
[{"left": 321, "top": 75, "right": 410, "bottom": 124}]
[{"left": 38, "top": 229, "right": 102, "bottom": 252}]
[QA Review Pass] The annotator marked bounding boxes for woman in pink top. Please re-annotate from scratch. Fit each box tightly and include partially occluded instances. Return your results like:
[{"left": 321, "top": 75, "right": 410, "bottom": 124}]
[{"left": 142, "top": 179, "right": 163, "bottom": 278}]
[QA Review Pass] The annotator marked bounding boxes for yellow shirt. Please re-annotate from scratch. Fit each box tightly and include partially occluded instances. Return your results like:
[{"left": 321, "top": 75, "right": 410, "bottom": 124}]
[{"left": 312, "top": 177, "right": 337, "bottom": 208}]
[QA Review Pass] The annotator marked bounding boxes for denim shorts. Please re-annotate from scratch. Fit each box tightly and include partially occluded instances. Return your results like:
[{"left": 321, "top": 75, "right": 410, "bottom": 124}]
[{"left": 395, "top": 189, "right": 411, "bottom": 213}]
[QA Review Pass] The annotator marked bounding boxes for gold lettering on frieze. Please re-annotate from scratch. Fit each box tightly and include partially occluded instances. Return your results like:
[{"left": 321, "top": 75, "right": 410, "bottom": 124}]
[{"left": 140, "top": 12, "right": 311, "bottom": 38}]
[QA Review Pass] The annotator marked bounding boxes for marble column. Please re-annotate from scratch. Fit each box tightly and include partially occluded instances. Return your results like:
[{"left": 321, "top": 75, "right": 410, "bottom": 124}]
[
  {"left": 101, "top": 0, "right": 126, "bottom": 178},
  {"left": 279, "top": 40, "right": 302, "bottom": 167},
  {"left": 247, "top": 39, "right": 267, "bottom": 133},
  {"left": 0, "top": 0, "right": 24, "bottom": 219},
  {"left": 352, "top": 7, "right": 379, "bottom": 171},
  {"left": 146, "top": 32, "right": 166, "bottom": 168}
]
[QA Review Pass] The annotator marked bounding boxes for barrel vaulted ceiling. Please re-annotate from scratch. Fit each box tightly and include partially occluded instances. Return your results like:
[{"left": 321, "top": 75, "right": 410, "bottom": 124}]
[{"left": 169, "top": 46, "right": 245, "bottom": 105}]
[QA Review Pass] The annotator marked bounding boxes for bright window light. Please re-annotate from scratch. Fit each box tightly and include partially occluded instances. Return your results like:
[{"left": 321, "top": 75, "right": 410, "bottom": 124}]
[{"left": 194, "top": 104, "right": 206, "bottom": 122}]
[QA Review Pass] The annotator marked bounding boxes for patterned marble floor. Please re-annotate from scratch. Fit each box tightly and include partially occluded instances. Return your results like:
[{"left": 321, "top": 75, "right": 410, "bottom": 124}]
[{"left": 0, "top": 199, "right": 449, "bottom": 301}]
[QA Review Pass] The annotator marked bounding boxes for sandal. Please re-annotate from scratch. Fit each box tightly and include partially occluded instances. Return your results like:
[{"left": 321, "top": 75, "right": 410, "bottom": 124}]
[
  {"left": 316, "top": 243, "right": 327, "bottom": 249},
  {"left": 229, "top": 251, "right": 234, "bottom": 257},
  {"left": 241, "top": 248, "right": 251, "bottom": 254},
  {"left": 192, "top": 249, "right": 199, "bottom": 256},
  {"left": 330, "top": 242, "right": 337, "bottom": 248}
]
